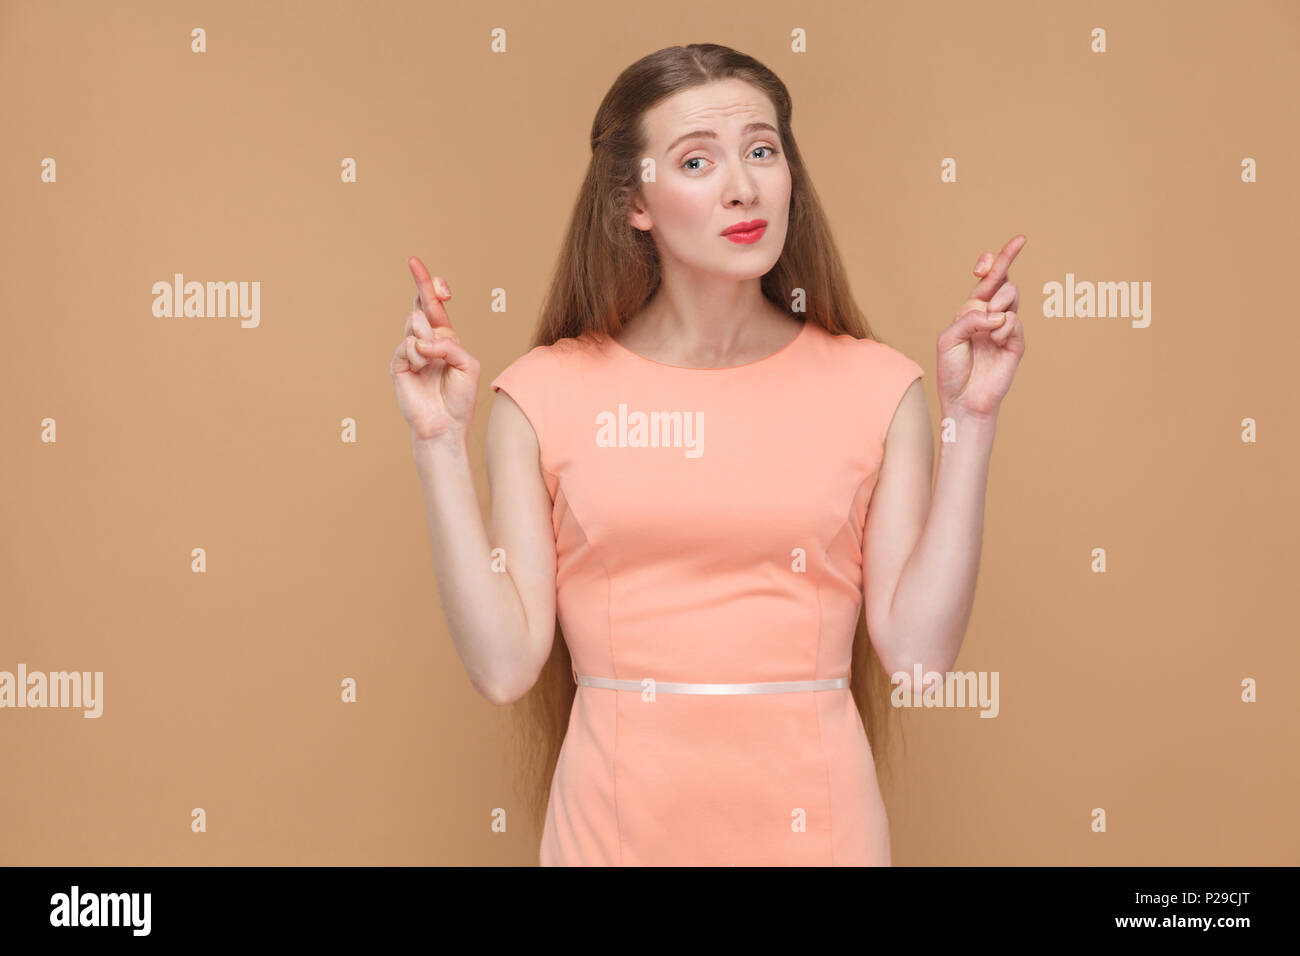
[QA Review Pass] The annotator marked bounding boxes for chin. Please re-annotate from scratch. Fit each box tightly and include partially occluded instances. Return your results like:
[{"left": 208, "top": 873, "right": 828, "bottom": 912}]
[{"left": 725, "top": 256, "right": 782, "bottom": 281}]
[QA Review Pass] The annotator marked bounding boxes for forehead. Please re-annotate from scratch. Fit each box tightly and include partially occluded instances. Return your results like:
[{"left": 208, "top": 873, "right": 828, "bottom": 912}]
[{"left": 641, "top": 78, "right": 777, "bottom": 143}]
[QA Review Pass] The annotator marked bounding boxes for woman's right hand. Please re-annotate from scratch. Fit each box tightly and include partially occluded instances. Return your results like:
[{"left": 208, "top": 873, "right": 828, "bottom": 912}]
[{"left": 390, "top": 256, "right": 480, "bottom": 445}]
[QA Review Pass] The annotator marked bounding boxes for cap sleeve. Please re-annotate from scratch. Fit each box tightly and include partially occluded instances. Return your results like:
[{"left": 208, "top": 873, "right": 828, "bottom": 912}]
[
  {"left": 862, "top": 340, "right": 924, "bottom": 446},
  {"left": 490, "top": 344, "right": 552, "bottom": 466}
]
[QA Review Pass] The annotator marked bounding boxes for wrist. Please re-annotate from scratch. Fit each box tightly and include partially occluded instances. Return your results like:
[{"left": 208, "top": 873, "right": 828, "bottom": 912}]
[
  {"left": 411, "top": 429, "right": 469, "bottom": 464},
  {"left": 939, "top": 406, "right": 998, "bottom": 440}
]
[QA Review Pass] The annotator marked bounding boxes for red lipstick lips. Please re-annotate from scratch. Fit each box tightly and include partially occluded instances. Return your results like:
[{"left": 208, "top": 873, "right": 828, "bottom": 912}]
[{"left": 721, "top": 219, "right": 767, "bottom": 244}]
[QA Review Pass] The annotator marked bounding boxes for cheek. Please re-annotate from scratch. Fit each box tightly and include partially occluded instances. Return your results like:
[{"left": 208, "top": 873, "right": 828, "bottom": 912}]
[
  {"left": 774, "top": 176, "right": 793, "bottom": 232},
  {"left": 774, "top": 168, "right": 793, "bottom": 208},
  {"left": 653, "top": 178, "right": 712, "bottom": 227}
]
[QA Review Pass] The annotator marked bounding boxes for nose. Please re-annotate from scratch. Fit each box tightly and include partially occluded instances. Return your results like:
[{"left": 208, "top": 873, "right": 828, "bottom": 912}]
[{"left": 722, "top": 165, "right": 760, "bottom": 207}]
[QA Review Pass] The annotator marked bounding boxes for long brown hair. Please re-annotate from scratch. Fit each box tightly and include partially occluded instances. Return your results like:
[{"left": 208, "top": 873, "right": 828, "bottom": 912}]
[{"left": 504, "top": 43, "right": 908, "bottom": 838}]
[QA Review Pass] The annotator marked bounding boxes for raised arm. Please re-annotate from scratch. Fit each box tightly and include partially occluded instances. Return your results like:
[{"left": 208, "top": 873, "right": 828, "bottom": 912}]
[
  {"left": 483, "top": 389, "right": 558, "bottom": 702},
  {"left": 394, "top": 256, "right": 556, "bottom": 705},
  {"left": 863, "top": 234, "right": 1027, "bottom": 684},
  {"left": 861, "top": 379, "right": 936, "bottom": 678}
]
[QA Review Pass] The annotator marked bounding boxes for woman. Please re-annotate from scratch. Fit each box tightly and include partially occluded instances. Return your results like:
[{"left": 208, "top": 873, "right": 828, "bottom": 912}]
[{"left": 390, "top": 43, "right": 1025, "bottom": 865}]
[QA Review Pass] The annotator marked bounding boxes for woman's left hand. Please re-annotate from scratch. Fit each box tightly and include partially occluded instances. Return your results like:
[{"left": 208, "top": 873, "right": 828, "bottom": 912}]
[{"left": 937, "top": 233, "right": 1028, "bottom": 422}]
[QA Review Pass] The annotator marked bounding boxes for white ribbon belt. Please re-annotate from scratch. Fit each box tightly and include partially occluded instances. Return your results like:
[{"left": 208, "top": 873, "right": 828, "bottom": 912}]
[{"left": 572, "top": 668, "right": 849, "bottom": 694}]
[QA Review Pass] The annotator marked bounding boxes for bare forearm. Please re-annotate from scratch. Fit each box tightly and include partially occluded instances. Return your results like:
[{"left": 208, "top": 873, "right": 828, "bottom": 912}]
[
  {"left": 411, "top": 434, "right": 532, "bottom": 700},
  {"left": 884, "top": 411, "right": 997, "bottom": 675}
]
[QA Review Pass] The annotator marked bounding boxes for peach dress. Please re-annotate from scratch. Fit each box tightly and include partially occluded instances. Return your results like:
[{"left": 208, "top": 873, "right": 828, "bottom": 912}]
[{"left": 489, "top": 319, "right": 924, "bottom": 866}]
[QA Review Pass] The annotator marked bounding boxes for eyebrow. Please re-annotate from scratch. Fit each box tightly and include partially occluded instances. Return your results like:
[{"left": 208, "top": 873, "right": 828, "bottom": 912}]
[{"left": 664, "top": 121, "right": 780, "bottom": 156}]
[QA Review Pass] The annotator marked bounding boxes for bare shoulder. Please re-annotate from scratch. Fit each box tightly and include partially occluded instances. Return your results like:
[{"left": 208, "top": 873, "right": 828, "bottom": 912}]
[
  {"left": 486, "top": 333, "right": 590, "bottom": 473},
  {"left": 885, "top": 378, "right": 930, "bottom": 445}
]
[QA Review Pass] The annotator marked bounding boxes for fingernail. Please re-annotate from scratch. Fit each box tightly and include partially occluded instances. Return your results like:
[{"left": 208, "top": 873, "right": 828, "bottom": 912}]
[
  {"left": 992, "top": 312, "right": 1006, "bottom": 324},
  {"left": 435, "top": 277, "right": 450, "bottom": 298}
]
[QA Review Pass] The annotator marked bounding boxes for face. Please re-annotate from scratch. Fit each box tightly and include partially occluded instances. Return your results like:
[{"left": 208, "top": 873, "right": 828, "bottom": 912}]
[{"left": 627, "top": 78, "right": 791, "bottom": 281}]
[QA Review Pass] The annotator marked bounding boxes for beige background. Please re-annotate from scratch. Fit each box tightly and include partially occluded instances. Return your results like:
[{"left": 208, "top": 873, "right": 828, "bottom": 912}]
[{"left": 2, "top": 0, "right": 1296, "bottom": 865}]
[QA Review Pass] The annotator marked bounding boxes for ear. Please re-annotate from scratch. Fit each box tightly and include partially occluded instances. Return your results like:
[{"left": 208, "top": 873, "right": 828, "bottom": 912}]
[{"left": 624, "top": 185, "right": 652, "bottom": 232}]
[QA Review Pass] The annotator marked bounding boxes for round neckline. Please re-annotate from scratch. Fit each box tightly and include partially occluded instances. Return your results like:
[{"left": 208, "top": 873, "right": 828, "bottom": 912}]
[{"left": 604, "top": 318, "right": 810, "bottom": 371}]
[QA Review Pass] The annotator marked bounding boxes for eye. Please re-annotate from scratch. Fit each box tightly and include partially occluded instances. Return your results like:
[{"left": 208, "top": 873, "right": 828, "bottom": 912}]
[{"left": 682, "top": 145, "right": 780, "bottom": 172}]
